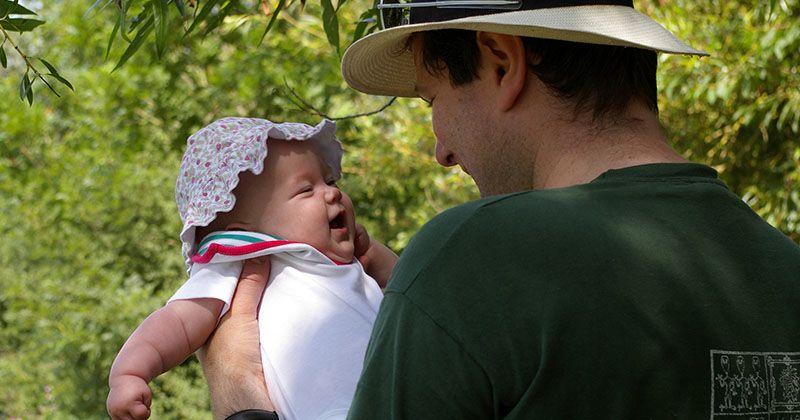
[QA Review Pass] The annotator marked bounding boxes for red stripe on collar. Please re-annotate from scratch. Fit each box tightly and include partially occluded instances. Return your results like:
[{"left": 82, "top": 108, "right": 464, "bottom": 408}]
[{"left": 191, "top": 240, "right": 352, "bottom": 266}]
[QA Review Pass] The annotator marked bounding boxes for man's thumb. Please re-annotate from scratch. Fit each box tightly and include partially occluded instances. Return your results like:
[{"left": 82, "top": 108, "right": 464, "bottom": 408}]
[{"left": 229, "top": 257, "right": 271, "bottom": 316}]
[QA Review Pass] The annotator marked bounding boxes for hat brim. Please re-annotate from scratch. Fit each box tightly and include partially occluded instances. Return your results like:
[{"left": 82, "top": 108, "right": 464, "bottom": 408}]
[{"left": 342, "top": 5, "right": 707, "bottom": 97}]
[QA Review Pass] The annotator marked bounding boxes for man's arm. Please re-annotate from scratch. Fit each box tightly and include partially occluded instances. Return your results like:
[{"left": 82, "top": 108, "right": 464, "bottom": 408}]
[
  {"left": 347, "top": 292, "right": 494, "bottom": 419},
  {"left": 197, "top": 257, "right": 276, "bottom": 420}
]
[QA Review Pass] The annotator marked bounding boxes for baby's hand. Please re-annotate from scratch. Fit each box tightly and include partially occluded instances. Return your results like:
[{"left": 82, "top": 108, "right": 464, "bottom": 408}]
[
  {"left": 354, "top": 223, "right": 398, "bottom": 288},
  {"left": 107, "top": 375, "right": 152, "bottom": 420}
]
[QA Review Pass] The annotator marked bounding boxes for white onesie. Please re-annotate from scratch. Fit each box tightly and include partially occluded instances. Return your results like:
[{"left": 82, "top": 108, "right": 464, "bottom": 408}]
[{"left": 168, "top": 231, "right": 383, "bottom": 420}]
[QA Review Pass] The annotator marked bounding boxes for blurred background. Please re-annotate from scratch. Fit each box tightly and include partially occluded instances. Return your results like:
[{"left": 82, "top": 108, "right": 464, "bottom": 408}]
[{"left": 0, "top": 0, "right": 797, "bottom": 417}]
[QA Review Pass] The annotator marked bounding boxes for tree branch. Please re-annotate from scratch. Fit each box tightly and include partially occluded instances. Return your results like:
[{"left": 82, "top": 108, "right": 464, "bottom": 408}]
[
  {"left": 1, "top": 24, "right": 41, "bottom": 76},
  {"left": 283, "top": 78, "right": 397, "bottom": 121}
]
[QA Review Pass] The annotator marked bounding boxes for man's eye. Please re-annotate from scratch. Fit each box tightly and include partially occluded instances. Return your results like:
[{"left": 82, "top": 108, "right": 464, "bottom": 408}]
[
  {"left": 421, "top": 97, "right": 433, "bottom": 108},
  {"left": 326, "top": 179, "right": 337, "bottom": 186},
  {"left": 296, "top": 186, "right": 313, "bottom": 195}
]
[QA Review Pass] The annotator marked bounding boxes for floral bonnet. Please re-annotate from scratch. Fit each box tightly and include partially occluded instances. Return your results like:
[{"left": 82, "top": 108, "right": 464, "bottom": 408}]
[{"left": 176, "top": 117, "right": 342, "bottom": 269}]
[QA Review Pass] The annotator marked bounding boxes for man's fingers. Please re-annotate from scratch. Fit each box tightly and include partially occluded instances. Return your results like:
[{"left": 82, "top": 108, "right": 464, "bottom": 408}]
[{"left": 229, "top": 257, "right": 271, "bottom": 316}]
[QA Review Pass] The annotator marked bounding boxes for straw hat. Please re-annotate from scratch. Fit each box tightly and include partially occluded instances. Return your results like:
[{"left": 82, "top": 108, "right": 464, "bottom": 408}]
[{"left": 342, "top": 1, "right": 707, "bottom": 97}]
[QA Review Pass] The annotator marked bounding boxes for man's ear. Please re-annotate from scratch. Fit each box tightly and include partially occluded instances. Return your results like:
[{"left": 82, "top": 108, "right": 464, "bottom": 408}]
[{"left": 475, "top": 32, "right": 527, "bottom": 112}]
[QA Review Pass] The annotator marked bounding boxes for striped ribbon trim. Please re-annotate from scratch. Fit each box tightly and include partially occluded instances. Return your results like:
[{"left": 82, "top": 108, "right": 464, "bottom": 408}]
[{"left": 192, "top": 231, "right": 350, "bottom": 266}]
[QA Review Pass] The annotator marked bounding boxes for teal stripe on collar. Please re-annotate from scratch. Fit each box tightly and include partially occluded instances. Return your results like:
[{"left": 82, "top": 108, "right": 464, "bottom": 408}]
[{"left": 197, "top": 231, "right": 286, "bottom": 253}]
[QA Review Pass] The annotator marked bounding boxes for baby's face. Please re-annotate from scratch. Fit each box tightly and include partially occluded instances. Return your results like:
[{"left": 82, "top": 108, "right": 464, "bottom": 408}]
[{"left": 232, "top": 140, "right": 356, "bottom": 263}]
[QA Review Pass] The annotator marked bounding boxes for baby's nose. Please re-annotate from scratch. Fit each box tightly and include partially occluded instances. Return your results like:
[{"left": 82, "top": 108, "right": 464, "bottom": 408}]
[{"left": 325, "top": 186, "right": 342, "bottom": 202}]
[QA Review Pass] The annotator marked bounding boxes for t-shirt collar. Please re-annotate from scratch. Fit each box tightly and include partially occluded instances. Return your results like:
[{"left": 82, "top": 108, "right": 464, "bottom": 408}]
[{"left": 590, "top": 162, "right": 725, "bottom": 186}]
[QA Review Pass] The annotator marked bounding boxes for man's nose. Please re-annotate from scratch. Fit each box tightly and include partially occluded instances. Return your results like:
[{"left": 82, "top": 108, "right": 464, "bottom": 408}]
[{"left": 435, "top": 139, "right": 457, "bottom": 167}]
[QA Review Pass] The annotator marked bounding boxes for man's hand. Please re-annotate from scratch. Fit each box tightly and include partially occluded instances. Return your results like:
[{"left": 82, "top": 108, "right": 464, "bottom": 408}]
[{"left": 198, "top": 257, "right": 274, "bottom": 420}]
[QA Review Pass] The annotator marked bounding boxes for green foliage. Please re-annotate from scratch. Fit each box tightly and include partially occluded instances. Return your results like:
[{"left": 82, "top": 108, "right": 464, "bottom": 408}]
[
  {"left": 643, "top": 0, "right": 800, "bottom": 241},
  {"left": 99, "top": 0, "right": 377, "bottom": 74},
  {"left": 0, "top": 0, "right": 74, "bottom": 104},
  {"left": 2, "top": 0, "right": 374, "bottom": 105},
  {"left": 0, "top": 1, "right": 473, "bottom": 417},
  {"left": 0, "top": 0, "right": 797, "bottom": 418}
]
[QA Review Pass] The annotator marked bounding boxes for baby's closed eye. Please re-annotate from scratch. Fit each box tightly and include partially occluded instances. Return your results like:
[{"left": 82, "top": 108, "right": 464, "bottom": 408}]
[{"left": 294, "top": 185, "right": 313, "bottom": 196}]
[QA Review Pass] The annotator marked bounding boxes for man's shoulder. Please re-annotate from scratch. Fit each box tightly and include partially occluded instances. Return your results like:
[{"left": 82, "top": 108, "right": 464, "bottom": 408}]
[
  {"left": 386, "top": 187, "right": 599, "bottom": 294},
  {"left": 411, "top": 184, "right": 607, "bottom": 238},
  {"left": 413, "top": 186, "right": 591, "bottom": 236}
]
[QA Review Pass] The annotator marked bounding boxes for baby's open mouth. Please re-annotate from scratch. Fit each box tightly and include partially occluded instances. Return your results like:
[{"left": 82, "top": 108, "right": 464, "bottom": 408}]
[{"left": 329, "top": 212, "right": 346, "bottom": 230}]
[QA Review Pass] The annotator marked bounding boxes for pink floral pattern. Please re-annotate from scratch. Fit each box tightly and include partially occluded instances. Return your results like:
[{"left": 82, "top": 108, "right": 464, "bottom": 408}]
[{"left": 176, "top": 117, "right": 342, "bottom": 269}]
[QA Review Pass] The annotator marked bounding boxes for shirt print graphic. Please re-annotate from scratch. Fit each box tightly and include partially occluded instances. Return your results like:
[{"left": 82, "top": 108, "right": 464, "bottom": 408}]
[{"left": 711, "top": 350, "right": 800, "bottom": 419}]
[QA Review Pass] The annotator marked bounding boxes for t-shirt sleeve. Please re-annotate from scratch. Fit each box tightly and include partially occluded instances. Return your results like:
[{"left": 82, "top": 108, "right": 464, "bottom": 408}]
[
  {"left": 167, "top": 261, "right": 243, "bottom": 316},
  {"left": 347, "top": 292, "right": 494, "bottom": 419}
]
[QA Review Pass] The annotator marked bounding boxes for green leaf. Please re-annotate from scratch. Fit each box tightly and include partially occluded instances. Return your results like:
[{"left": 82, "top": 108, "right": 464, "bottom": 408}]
[
  {"left": 26, "top": 77, "right": 33, "bottom": 104},
  {"left": 175, "top": 0, "right": 187, "bottom": 18},
  {"left": 351, "top": 20, "right": 368, "bottom": 46},
  {"left": 0, "top": 45, "right": 6, "bottom": 68},
  {"left": 39, "top": 59, "right": 75, "bottom": 92},
  {"left": 113, "top": 15, "right": 154, "bottom": 72},
  {"left": 19, "top": 71, "right": 33, "bottom": 105},
  {"left": 106, "top": 17, "right": 120, "bottom": 60},
  {"left": 0, "top": 18, "right": 46, "bottom": 32},
  {"left": 186, "top": 0, "right": 221, "bottom": 36},
  {"left": 0, "top": 0, "right": 37, "bottom": 18},
  {"left": 128, "top": 5, "right": 154, "bottom": 32},
  {"left": 259, "top": 0, "right": 286, "bottom": 44},
  {"left": 17, "top": 74, "right": 24, "bottom": 100},
  {"left": 351, "top": 9, "right": 376, "bottom": 45},
  {"left": 767, "top": 0, "right": 778, "bottom": 21},
  {"left": 321, "top": 0, "right": 340, "bottom": 53},
  {"left": 202, "top": 0, "right": 235, "bottom": 37},
  {"left": 18, "top": 72, "right": 26, "bottom": 101},
  {"left": 37, "top": 73, "right": 61, "bottom": 98},
  {"left": 49, "top": 73, "right": 75, "bottom": 92},
  {"left": 118, "top": 0, "right": 132, "bottom": 42},
  {"left": 85, "top": 0, "right": 114, "bottom": 17},
  {"left": 777, "top": 102, "right": 795, "bottom": 131},
  {"left": 37, "top": 58, "right": 60, "bottom": 76},
  {"left": 153, "top": 0, "right": 168, "bottom": 58}
]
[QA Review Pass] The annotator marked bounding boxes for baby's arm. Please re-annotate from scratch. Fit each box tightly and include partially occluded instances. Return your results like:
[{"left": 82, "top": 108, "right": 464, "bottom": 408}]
[{"left": 107, "top": 298, "right": 224, "bottom": 419}]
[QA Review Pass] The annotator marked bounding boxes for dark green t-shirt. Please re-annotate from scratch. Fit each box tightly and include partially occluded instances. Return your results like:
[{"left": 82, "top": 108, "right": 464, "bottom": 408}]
[{"left": 348, "top": 163, "right": 800, "bottom": 419}]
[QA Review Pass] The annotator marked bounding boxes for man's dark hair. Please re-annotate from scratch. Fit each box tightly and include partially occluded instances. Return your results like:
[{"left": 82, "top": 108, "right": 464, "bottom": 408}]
[{"left": 411, "top": 30, "right": 658, "bottom": 122}]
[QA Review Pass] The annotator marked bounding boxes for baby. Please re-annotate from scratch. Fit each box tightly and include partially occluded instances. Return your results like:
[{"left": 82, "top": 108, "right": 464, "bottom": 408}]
[{"left": 107, "top": 118, "right": 396, "bottom": 420}]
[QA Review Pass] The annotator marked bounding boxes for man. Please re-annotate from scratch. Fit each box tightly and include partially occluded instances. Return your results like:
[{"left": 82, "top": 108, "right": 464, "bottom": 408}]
[{"left": 201, "top": 1, "right": 800, "bottom": 418}]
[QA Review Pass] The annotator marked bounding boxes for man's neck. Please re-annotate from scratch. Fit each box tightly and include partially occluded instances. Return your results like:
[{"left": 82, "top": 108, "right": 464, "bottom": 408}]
[{"left": 531, "top": 105, "right": 687, "bottom": 190}]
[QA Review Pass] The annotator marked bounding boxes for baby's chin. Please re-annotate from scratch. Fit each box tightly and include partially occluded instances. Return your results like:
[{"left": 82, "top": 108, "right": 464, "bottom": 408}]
[{"left": 320, "top": 241, "right": 355, "bottom": 264}]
